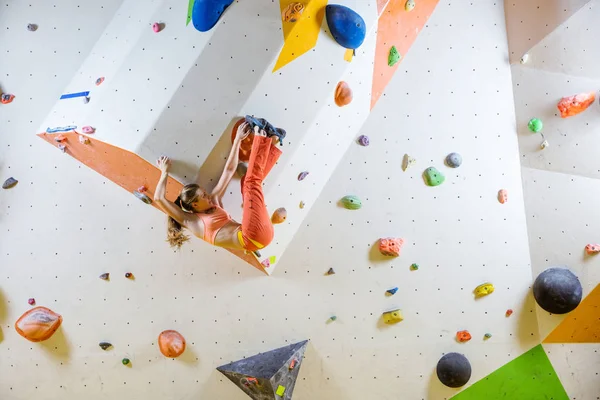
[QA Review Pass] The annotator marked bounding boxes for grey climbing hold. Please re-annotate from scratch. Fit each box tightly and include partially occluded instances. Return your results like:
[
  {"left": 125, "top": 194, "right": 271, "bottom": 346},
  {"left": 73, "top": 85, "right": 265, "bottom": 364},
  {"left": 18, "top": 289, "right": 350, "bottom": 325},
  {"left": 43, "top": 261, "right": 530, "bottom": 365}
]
[
  {"left": 436, "top": 353, "right": 471, "bottom": 388},
  {"left": 445, "top": 153, "right": 462, "bottom": 168},
  {"left": 83, "top": 96, "right": 90, "bottom": 104},
  {"left": 533, "top": 267, "right": 582, "bottom": 314},
  {"left": 27, "top": 23, "right": 38, "bottom": 32},
  {"left": 99, "top": 273, "right": 110, "bottom": 280},
  {"left": 423, "top": 167, "right": 445, "bottom": 186},
  {"left": 99, "top": 342, "right": 112, "bottom": 350},
  {"left": 2, "top": 177, "right": 18, "bottom": 189},
  {"left": 297, "top": 171, "right": 309, "bottom": 181},
  {"left": 326, "top": 267, "right": 335, "bottom": 275},
  {"left": 134, "top": 190, "right": 152, "bottom": 204}
]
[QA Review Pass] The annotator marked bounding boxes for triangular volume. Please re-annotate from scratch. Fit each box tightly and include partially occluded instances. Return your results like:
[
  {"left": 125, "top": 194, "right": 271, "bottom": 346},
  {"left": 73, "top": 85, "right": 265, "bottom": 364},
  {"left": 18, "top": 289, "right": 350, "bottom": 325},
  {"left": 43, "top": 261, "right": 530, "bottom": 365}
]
[
  {"left": 544, "top": 284, "right": 600, "bottom": 343},
  {"left": 450, "top": 345, "right": 569, "bottom": 400},
  {"left": 217, "top": 340, "right": 309, "bottom": 400}
]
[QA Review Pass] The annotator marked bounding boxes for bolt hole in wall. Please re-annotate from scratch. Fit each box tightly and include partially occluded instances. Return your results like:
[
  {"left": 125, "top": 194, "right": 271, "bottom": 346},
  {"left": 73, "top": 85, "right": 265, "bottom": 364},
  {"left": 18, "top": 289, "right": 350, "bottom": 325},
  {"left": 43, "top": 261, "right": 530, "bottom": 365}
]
[{"left": 1, "top": 0, "right": 600, "bottom": 400}]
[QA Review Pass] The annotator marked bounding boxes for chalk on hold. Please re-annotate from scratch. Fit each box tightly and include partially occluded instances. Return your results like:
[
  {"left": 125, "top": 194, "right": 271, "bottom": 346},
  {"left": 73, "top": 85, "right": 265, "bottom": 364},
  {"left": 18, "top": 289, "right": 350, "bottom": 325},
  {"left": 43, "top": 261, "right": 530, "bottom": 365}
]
[
  {"left": 405, "top": 0, "right": 416, "bottom": 11},
  {"left": 271, "top": 207, "right": 287, "bottom": 224},
  {"left": 326, "top": 267, "right": 335, "bottom": 275},
  {"left": 340, "top": 195, "right": 362, "bottom": 210},
  {"left": 456, "top": 330, "right": 472, "bottom": 343},
  {"left": 152, "top": 22, "right": 161, "bottom": 33},
  {"left": 2, "top": 177, "right": 18, "bottom": 189},
  {"left": 423, "top": 167, "right": 445, "bottom": 186},
  {"left": 357, "top": 135, "right": 370, "bottom": 146},
  {"left": 28, "top": 298, "right": 36, "bottom": 306},
  {"left": 498, "top": 189, "right": 508, "bottom": 204},
  {"left": 81, "top": 126, "right": 95, "bottom": 134},
  {"left": 379, "top": 237, "right": 404, "bottom": 257},
  {"left": 297, "top": 171, "right": 309, "bottom": 181},
  {"left": 520, "top": 53, "right": 529, "bottom": 64},
  {"left": 99, "top": 273, "right": 110, "bottom": 280},
  {"left": 445, "top": 153, "right": 462, "bottom": 168},
  {"left": 282, "top": 2, "right": 304, "bottom": 22},
  {"left": 436, "top": 353, "right": 471, "bottom": 388},
  {"left": 27, "top": 23, "right": 38, "bottom": 31},
  {"left": 122, "top": 358, "right": 130, "bottom": 365},
  {"left": 158, "top": 330, "right": 186, "bottom": 358},
  {"left": 192, "top": 0, "right": 234, "bottom": 32},
  {"left": 557, "top": 92, "right": 595, "bottom": 118},
  {"left": 1, "top": 93, "right": 15, "bottom": 104},
  {"left": 382, "top": 309, "right": 403, "bottom": 324},
  {"left": 386, "top": 287, "right": 398, "bottom": 296},
  {"left": 533, "top": 267, "right": 582, "bottom": 314},
  {"left": 540, "top": 139, "right": 549, "bottom": 150},
  {"left": 528, "top": 118, "right": 543, "bottom": 133},
  {"left": 474, "top": 282, "right": 494, "bottom": 297},
  {"left": 99, "top": 342, "right": 112, "bottom": 350},
  {"left": 585, "top": 244, "right": 600, "bottom": 255},
  {"left": 402, "top": 154, "right": 416, "bottom": 171},
  {"left": 95, "top": 77, "right": 105, "bottom": 86},
  {"left": 133, "top": 190, "right": 152, "bottom": 204},
  {"left": 15, "top": 306, "right": 63, "bottom": 342},
  {"left": 388, "top": 46, "right": 401, "bottom": 67},
  {"left": 334, "top": 81, "right": 353, "bottom": 107},
  {"left": 325, "top": 4, "right": 366, "bottom": 50}
]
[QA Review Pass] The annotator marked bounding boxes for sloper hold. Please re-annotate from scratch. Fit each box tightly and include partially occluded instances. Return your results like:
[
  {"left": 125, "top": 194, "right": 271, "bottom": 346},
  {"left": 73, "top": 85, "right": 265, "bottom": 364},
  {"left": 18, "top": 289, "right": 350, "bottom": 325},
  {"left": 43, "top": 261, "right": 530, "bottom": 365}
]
[
  {"left": 325, "top": 4, "right": 366, "bottom": 50},
  {"left": 15, "top": 306, "right": 63, "bottom": 342},
  {"left": 191, "top": 0, "right": 234, "bottom": 32},
  {"left": 217, "top": 340, "right": 309, "bottom": 400},
  {"left": 388, "top": 45, "right": 401, "bottom": 66}
]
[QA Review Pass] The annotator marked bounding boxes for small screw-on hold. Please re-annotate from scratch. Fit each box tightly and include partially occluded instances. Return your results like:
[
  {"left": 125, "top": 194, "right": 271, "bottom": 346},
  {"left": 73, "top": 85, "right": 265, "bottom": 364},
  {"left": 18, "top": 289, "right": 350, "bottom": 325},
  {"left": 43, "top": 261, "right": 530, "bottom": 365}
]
[
  {"left": 410, "top": 263, "right": 419, "bottom": 270},
  {"left": 505, "top": 309, "right": 513, "bottom": 317},
  {"left": 122, "top": 358, "right": 130, "bottom": 365},
  {"left": 1, "top": 93, "right": 15, "bottom": 104},
  {"left": 125, "top": 272, "right": 133, "bottom": 279},
  {"left": 152, "top": 22, "right": 161, "bottom": 33},
  {"left": 357, "top": 135, "right": 370, "bottom": 146},
  {"left": 299, "top": 201, "right": 305, "bottom": 209},
  {"left": 329, "top": 316, "right": 337, "bottom": 322},
  {"left": 540, "top": 140, "right": 549, "bottom": 149},
  {"left": 326, "top": 267, "right": 335, "bottom": 275},
  {"left": 28, "top": 298, "right": 35, "bottom": 305},
  {"left": 79, "top": 135, "right": 90, "bottom": 144},
  {"left": 133, "top": 190, "right": 152, "bottom": 204},
  {"left": 386, "top": 287, "right": 398, "bottom": 295},
  {"left": 484, "top": 333, "right": 492, "bottom": 340},
  {"left": 520, "top": 53, "right": 529, "bottom": 64},
  {"left": 27, "top": 23, "right": 38, "bottom": 31},
  {"left": 99, "top": 273, "right": 110, "bottom": 280},
  {"left": 99, "top": 342, "right": 112, "bottom": 350},
  {"left": 58, "top": 144, "right": 67, "bottom": 153},
  {"left": 137, "top": 185, "right": 147, "bottom": 193},
  {"left": 95, "top": 77, "right": 105, "bottom": 86},
  {"left": 83, "top": 96, "right": 90, "bottom": 104},
  {"left": 2, "top": 177, "right": 18, "bottom": 189},
  {"left": 297, "top": 171, "right": 309, "bottom": 181}
]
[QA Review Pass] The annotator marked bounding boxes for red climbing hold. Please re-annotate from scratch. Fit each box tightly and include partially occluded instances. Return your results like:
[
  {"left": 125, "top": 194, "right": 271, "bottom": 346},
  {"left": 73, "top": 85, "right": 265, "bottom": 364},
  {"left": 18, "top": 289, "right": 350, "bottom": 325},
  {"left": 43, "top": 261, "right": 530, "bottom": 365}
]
[
  {"left": 456, "top": 330, "right": 472, "bottom": 343},
  {"left": 505, "top": 309, "right": 513, "bottom": 317},
  {"left": 28, "top": 298, "right": 35, "bottom": 306},
  {"left": 557, "top": 92, "right": 595, "bottom": 118},
  {"left": 95, "top": 77, "right": 105, "bottom": 86},
  {"left": 585, "top": 244, "right": 600, "bottom": 255},
  {"left": 1, "top": 93, "right": 15, "bottom": 104},
  {"left": 379, "top": 238, "right": 404, "bottom": 257}
]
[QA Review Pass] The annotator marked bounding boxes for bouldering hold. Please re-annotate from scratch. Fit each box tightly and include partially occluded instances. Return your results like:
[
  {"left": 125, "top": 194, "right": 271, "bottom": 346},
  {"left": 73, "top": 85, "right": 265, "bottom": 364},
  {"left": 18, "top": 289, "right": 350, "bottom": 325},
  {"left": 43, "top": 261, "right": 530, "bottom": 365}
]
[
  {"left": 379, "top": 237, "right": 404, "bottom": 257},
  {"left": 122, "top": 358, "right": 130, "bottom": 365},
  {"left": 58, "top": 144, "right": 67, "bottom": 153},
  {"left": 474, "top": 282, "right": 494, "bottom": 297},
  {"left": 498, "top": 189, "right": 508, "bottom": 204},
  {"left": 484, "top": 333, "right": 492, "bottom": 340},
  {"left": 81, "top": 126, "right": 95, "bottom": 134},
  {"left": 99, "top": 342, "right": 112, "bottom": 350},
  {"left": 445, "top": 152, "right": 462, "bottom": 168},
  {"left": 402, "top": 154, "right": 416, "bottom": 171},
  {"left": 134, "top": 190, "right": 152, "bottom": 204},
  {"left": 28, "top": 298, "right": 35, "bottom": 305},
  {"left": 299, "top": 201, "right": 305, "bottom": 209},
  {"left": 192, "top": 0, "right": 234, "bottom": 32},
  {"left": 289, "top": 359, "right": 297, "bottom": 370},
  {"left": 95, "top": 77, "right": 104, "bottom": 86},
  {"left": 152, "top": 22, "right": 161, "bottom": 33},
  {"left": 54, "top": 134, "right": 67, "bottom": 143},
  {"left": 1, "top": 93, "right": 15, "bottom": 104},
  {"left": 125, "top": 272, "right": 133, "bottom": 279},
  {"left": 382, "top": 309, "right": 403, "bottom": 324},
  {"left": 585, "top": 244, "right": 600, "bottom": 255},
  {"left": 334, "top": 81, "right": 353, "bottom": 107},
  {"left": 78, "top": 135, "right": 90, "bottom": 145},
  {"left": 540, "top": 139, "right": 549, "bottom": 149},
  {"left": 405, "top": 0, "right": 416, "bottom": 11},
  {"left": 27, "top": 23, "right": 38, "bottom": 31},
  {"left": 236, "top": 162, "right": 248, "bottom": 178},
  {"left": 436, "top": 353, "right": 471, "bottom": 388},
  {"left": 410, "top": 263, "right": 419, "bottom": 271},
  {"left": 386, "top": 287, "right": 398, "bottom": 296},
  {"left": 505, "top": 309, "right": 513, "bottom": 317},
  {"left": 326, "top": 267, "right": 335, "bottom": 275},
  {"left": 423, "top": 167, "right": 445, "bottom": 186},
  {"left": 557, "top": 92, "right": 595, "bottom": 118},
  {"left": 276, "top": 385, "right": 286, "bottom": 396},
  {"left": 261, "top": 256, "right": 277, "bottom": 269},
  {"left": 357, "top": 135, "right": 369, "bottom": 146},
  {"left": 297, "top": 171, "right": 309, "bottom": 181},
  {"left": 158, "top": 330, "right": 186, "bottom": 358},
  {"left": 137, "top": 185, "right": 147, "bottom": 193},
  {"left": 271, "top": 207, "right": 287, "bottom": 224},
  {"left": 99, "top": 273, "right": 110, "bottom": 280},
  {"left": 533, "top": 267, "right": 582, "bottom": 314},
  {"left": 253, "top": 250, "right": 261, "bottom": 258},
  {"left": 329, "top": 315, "right": 337, "bottom": 321},
  {"left": 388, "top": 46, "right": 401, "bottom": 67},
  {"left": 83, "top": 96, "right": 90, "bottom": 104},
  {"left": 2, "top": 177, "right": 18, "bottom": 189},
  {"left": 282, "top": 2, "right": 305, "bottom": 22},
  {"left": 15, "top": 306, "right": 63, "bottom": 342},
  {"left": 341, "top": 195, "right": 362, "bottom": 210},
  {"left": 456, "top": 330, "right": 472, "bottom": 343},
  {"left": 325, "top": 4, "right": 366, "bottom": 50},
  {"left": 528, "top": 118, "right": 543, "bottom": 133},
  {"left": 520, "top": 53, "right": 529, "bottom": 64}
]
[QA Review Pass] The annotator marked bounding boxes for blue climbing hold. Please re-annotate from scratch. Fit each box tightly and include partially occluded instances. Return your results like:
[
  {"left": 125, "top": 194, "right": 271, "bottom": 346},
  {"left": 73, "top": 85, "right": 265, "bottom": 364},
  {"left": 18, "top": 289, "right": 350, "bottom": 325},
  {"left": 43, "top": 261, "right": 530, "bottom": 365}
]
[
  {"left": 191, "top": 0, "right": 234, "bottom": 32},
  {"left": 325, "top": 4, "right": 366, "bottom": 50}
]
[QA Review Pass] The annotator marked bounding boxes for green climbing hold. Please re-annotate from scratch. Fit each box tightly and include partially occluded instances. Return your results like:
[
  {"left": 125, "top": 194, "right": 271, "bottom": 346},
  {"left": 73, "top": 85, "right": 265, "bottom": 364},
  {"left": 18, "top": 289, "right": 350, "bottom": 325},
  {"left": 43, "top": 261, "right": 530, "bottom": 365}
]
[
  {"left": 388, "top": 46, "right": 401, "bottom": 67},
  {"left": 122, "top": 358, "right": 130, "bottom": 365},
  {"left": 484, "top": 333, "right": 492, "bottom": 340},
  {"left": 410, "top": 263, "right": 419, "bottom": 271},
  {"left": 528, "top": 118, "right": 543, "bottom": 133},
  {"left": 341, "top": 195, "right": 362, "bottom": 210},
  {"left": 423, "top": 167, "right": 445, "bottom": 186}
]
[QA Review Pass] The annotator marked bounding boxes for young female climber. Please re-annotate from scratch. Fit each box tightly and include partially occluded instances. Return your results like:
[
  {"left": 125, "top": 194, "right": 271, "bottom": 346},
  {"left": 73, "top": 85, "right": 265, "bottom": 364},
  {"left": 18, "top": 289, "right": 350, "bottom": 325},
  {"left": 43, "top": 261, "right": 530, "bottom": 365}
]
[{"left": 154, "top": 122, "right": 282, "bottom": 250}]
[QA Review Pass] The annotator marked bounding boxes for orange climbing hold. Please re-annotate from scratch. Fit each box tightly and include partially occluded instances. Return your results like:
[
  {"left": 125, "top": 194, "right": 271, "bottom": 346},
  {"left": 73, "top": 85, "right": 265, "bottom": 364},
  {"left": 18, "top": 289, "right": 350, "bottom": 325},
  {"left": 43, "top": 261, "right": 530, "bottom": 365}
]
[
  {"left": 557, "top": 92, "right": 595, "bottom": 118},
  {"left": 456, "top": 330, "right": 472, "bottom": 343},
  {"left": 282, "top": 2, "right": 304, "bottom": 22},
  {"left": 271, "top": 207, "right": 287, "bottom": 224},
  {"left": 379, "top": 238, "right": 404, "bottom": 257},
  {"left": 334, "top": 81, "right": 353, "bottom": 107},
  {"left": 585, "top": 244, "right": 600, "bottom": 255},
  {"left": 15, "top": 306, "right": 63, "bottom": 342},
  {"left": 498, "top": 189, "right": 508, "bottom": 204},
  {"left": 158, "top": 330, "right": 186, "bottom": 358}
]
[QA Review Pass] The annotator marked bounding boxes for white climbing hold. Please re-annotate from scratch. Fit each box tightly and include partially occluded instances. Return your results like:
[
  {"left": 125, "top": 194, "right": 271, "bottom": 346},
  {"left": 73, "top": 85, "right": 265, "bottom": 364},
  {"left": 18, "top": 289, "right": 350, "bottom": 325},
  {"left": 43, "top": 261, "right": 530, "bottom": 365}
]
[
  {"left": 402, "top": 154, "right": 416, "bottom": 171},
  {"left": 540, "top": 140, "right": 549, "bottom": 150},
  {"left": 78, "top": 135, "right": 90, "bottom": 144},
  {"left": 520, "top": 53, "right": 529, "bottom": 64}
]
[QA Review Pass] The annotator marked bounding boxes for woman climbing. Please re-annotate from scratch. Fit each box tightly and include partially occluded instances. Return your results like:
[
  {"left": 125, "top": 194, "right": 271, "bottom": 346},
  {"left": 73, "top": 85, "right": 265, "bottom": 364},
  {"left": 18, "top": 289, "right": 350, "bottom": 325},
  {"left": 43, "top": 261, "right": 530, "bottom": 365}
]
[{"left": 154, "top": 121, "right": 282, "bottom": 251}]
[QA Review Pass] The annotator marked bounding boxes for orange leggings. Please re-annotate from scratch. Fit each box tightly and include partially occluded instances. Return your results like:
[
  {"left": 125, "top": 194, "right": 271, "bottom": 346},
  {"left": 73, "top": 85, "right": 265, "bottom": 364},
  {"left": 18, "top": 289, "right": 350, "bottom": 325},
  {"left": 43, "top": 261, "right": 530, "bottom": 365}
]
[{"left": 237, "top": 135, "right": 281, "bottom": 251}]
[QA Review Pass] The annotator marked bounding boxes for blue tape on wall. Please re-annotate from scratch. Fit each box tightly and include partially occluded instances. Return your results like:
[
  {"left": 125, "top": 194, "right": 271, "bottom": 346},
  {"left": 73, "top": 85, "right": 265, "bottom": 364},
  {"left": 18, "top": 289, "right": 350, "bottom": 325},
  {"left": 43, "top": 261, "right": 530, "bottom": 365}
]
[{"left": 60, "top": 91, "right": 90, "bottom": 100}]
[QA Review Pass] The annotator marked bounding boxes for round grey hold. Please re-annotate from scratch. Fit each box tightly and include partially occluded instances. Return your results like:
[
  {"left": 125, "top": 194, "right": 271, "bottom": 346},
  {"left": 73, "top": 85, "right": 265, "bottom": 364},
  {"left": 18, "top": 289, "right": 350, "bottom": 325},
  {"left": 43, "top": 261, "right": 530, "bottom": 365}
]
[
  {"left": 436, "top": 352, "right": 471, "bottom": 388},
  {"left": 445, "top": 152, "right": 462, "bottom": 168},
  {"left": 533, "top": 267, "right": 582, "bottom": 314}
]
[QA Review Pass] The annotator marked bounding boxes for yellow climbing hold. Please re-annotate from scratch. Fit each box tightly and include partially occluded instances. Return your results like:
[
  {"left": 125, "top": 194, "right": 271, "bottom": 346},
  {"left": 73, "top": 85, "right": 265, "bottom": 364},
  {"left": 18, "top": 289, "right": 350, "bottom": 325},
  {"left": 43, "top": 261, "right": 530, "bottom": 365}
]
[
  {"left": 383, "top": 309, "right": 404, "bottom": 324},
  {"left": 474, "top": 282, "right": 495, "bottom": 297},
  {"left": 344, "top": 48, "right": 354, "bottom": 62},
  {"left": 276, "top": 385, "right": 286, "bottom": 396}
]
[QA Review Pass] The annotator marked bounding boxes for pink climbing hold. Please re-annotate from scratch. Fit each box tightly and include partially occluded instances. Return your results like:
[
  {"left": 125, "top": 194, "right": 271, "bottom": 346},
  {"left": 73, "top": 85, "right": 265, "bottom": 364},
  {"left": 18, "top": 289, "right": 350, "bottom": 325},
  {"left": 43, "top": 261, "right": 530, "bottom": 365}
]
[
  {"left": 28, "top": 298, "right": 36, "bottom": 306},
  {"left": 585, "top": 244, "right": 600, "bottom": 255},
  {"left": 54, "top": 134, "right": 67, "bottom": 143},
  {"left": 379, "top": 238, "right": 404, "bottom": 257},
  {"left": 498, "top": 189, "right": 507, "bottom": 204},
  {"left": 138, "top": 185, "right": 147, "bottom": 193},
  {"left": 81, "top": 126, "right": 95, "bottom": 134},
  {"left": 152, "top": 22, "right": 161, "bottom": 33},
  {"left": 95, "top": 77, "right": 105, "bottom": 86}
]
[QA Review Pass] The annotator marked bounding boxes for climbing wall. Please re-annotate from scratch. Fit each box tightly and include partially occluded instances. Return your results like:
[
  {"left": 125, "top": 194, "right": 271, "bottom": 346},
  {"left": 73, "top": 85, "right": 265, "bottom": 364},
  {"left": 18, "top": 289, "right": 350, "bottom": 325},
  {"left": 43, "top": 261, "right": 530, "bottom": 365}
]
[{"left": 0, "top": 2, "right": 598, "bottom": 400}]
